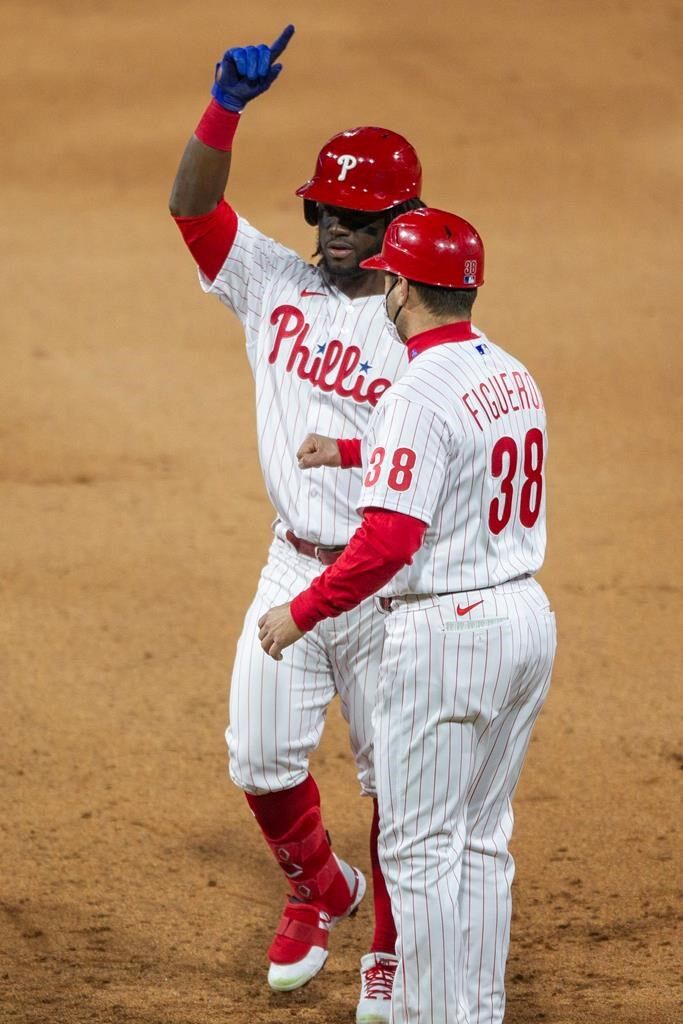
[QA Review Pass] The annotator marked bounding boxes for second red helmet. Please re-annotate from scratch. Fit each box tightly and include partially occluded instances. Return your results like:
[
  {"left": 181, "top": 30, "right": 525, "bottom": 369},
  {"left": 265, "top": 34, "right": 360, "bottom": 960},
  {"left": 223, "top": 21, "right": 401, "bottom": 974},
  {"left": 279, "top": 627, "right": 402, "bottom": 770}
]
[
  {"left": 360, "top": 207, "right": 485, "bottom": 289},
  {"left": 296, "top": 126, "right": 422, "bottom": 218}
]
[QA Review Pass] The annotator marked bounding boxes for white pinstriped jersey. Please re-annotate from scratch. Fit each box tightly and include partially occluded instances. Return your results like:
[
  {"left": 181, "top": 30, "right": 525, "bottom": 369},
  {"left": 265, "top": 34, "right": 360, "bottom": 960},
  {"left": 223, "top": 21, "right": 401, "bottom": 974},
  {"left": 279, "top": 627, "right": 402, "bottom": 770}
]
[
  {"left": 357, "top": 332, "right": 548, "bottom": 594},
  {"left": 200, "top": 216, "right": 408, "bottom": 546}
]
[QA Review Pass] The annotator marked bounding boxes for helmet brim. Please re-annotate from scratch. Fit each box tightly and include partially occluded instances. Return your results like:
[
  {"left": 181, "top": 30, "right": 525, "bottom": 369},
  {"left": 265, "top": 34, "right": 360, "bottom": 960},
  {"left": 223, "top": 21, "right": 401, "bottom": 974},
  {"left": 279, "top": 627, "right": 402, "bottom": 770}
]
[
  {"left": 359, "top": 254, "right": 393, "bottom": 272},
  {"left": 295, "top": 179, "right": 417, "bottom": 213}
]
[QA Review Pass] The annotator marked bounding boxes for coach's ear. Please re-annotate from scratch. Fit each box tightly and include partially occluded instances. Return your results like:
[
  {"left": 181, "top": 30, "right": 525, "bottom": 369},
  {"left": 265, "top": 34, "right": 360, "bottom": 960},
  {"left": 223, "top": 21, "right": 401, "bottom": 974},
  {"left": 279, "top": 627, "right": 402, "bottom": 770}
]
[
  {"left": 397, "top": 277, "right": 410, "bottom": 303},
  {"left": 392, "top": 276, "right": 411, "bottom": 311}
]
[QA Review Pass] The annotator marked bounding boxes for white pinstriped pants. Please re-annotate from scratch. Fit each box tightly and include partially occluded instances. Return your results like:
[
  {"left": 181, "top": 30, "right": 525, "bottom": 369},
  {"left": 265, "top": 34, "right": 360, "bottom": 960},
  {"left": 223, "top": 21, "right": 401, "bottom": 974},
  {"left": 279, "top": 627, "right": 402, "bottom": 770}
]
[
  {"left": 374, "top": 578, "right": 556, "bottom": 1024},
  {"left": 227, "top": 533, "right": 386, "bottom": 796}
]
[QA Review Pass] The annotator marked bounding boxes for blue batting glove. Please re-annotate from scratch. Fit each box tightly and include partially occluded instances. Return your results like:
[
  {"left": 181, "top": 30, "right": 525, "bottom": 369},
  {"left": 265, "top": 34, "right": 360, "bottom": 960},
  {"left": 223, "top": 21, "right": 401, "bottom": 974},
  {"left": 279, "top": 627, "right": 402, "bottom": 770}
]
[{"left": 211, "top": 24, "right": 295, "bottom": 112}]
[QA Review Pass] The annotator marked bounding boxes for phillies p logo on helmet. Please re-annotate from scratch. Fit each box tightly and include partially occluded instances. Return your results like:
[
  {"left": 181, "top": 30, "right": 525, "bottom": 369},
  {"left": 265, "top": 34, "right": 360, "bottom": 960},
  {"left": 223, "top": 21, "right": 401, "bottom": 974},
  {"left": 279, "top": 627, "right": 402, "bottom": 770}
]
[
  {"left": 336, "top": 154, "right": 359, "bottom": 181},
  {"left": 295, "top": 127, "right": 422, "bottom": 220}
]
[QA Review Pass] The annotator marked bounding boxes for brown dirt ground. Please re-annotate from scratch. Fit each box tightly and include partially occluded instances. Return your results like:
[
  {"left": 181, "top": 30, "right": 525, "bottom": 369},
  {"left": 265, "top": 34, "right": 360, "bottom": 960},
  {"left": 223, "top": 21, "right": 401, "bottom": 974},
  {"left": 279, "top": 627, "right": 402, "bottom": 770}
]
[{"left": 2, "top": 2, "right": 681, "bottom": 1022}]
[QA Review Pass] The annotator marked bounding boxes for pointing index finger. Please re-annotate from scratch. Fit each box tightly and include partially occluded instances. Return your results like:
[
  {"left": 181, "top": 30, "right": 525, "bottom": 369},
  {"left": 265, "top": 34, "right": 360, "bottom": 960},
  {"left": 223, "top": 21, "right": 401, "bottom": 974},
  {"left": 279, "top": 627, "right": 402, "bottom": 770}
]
[{"left": 270, "top": 24, "right": 295, "bottom": 62}]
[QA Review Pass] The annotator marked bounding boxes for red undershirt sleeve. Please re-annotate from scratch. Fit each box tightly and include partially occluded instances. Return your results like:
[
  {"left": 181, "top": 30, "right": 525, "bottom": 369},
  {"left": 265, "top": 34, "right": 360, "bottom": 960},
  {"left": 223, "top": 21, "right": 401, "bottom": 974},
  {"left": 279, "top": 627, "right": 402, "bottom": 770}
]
[
  {"left": 290, "top": 508, "right": 427, "bottom": 632},
  {"left": 173, "top": 199, "right": 238, "bottom": 282},
  {"left": 336, "top": 437, "right": 363, "bottom": 469}
]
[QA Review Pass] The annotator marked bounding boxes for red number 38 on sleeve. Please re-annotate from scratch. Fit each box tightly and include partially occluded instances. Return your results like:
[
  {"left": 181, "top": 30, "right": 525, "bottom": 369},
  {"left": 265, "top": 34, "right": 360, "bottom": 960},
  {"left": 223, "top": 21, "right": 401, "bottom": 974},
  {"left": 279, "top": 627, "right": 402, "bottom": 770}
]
[{"left": 364, "top": 446, "right": 417, "bottom": 492}]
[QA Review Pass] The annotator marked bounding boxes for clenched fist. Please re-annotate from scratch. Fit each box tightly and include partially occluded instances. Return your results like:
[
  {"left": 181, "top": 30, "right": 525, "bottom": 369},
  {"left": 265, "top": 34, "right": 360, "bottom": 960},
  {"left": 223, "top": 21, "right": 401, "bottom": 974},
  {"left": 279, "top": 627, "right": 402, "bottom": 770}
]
[{"left": 297, "top": 433, "right": 341, "bottom": 470}]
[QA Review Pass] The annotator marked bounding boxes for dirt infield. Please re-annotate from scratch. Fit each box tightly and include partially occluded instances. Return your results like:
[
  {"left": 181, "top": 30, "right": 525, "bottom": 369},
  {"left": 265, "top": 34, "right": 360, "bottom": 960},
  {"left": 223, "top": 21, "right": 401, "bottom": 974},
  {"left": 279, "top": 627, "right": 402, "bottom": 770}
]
[{"left": 2, "top": 2, "right": 680, "bottom": 1022}]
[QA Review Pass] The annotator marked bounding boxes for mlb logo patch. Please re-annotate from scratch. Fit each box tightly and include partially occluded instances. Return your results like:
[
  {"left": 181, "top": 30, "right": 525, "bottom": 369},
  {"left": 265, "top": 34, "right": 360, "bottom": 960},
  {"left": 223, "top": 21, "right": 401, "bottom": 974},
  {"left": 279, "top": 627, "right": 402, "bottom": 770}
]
[
  {"left": 463, "top": 260, "right": 478, "bottom": 287},
  {"left": 475, "top": 342, "right": 489, "bottom": 355}
]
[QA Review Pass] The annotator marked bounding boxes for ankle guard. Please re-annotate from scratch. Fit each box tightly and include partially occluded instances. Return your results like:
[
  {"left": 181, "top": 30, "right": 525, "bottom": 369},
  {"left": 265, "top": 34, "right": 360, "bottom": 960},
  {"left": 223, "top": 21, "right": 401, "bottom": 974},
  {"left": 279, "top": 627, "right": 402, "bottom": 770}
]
[{"left": 267, "top": 807, "right": 342, "bottom": 902}]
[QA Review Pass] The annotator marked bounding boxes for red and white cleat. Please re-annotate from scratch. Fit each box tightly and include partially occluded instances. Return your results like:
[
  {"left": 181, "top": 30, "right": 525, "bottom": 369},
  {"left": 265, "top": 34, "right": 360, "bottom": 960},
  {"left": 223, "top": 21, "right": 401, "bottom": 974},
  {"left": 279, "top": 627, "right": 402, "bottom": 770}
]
[
  {"left": 355, "top": 952, "right": 398, "bottom": 1024},
  {"left": 267, "top": 862, "right": 366, "bottom": 991}
]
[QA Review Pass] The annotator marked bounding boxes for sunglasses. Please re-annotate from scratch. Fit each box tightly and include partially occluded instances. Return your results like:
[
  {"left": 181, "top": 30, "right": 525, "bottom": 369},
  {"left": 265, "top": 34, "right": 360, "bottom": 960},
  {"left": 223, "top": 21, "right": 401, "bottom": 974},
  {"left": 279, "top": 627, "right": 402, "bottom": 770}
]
[{"left": 317, "top": 205, "right": 384, "bottom": 232}]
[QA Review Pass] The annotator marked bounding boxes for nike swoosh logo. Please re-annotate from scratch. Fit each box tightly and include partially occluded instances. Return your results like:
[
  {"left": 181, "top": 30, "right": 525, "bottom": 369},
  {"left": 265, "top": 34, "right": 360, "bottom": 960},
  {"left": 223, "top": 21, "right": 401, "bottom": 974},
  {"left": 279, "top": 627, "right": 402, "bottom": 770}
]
[
  {"left": 456, "top": 600, "right": 484, "bottom": 617},
  {"left": 301, "top": 288, "right": 326, "bottom": 297}
]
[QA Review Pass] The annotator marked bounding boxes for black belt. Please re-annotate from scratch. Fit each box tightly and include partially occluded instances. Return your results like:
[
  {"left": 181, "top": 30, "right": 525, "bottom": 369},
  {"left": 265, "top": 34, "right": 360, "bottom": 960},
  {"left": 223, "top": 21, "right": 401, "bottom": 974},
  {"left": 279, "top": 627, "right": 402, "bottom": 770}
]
[{"left": 285, "top": 530, "right": 346, "bottom": 566}]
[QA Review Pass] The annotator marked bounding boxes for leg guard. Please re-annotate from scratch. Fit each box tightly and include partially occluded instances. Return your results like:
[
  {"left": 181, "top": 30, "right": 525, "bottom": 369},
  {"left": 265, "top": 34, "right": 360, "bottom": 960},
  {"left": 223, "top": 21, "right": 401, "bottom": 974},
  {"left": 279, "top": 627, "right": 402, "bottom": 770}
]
[{"left": 266, "top": 806, "right": 352, "bottom": 915}]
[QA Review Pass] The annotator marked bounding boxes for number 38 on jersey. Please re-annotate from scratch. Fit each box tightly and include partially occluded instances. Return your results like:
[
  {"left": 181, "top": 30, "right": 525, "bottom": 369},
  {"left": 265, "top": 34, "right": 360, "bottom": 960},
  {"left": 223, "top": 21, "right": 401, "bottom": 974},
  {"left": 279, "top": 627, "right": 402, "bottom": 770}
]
[
  {"left": 488, "top": 428, "right": 544, "bottom": 534},
  {"left": 363, "top": 427, "right": 545, "bottom": 535},
  {"left": 364, "top": 446, "right": 417, "bottom": 492}
]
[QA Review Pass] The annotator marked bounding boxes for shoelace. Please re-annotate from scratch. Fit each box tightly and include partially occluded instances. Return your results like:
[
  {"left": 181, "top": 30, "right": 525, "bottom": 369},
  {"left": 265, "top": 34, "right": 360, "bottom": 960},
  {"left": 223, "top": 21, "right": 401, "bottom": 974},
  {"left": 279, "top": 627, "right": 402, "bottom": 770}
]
[{"left": 364, "top": 959, "right": 397, "bottom": 999}]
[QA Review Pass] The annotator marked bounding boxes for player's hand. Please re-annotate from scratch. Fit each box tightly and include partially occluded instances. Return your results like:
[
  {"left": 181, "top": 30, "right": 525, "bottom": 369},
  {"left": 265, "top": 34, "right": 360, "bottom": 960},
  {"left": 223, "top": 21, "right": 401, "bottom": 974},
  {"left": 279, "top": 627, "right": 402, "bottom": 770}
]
[
  {"left": 297, "top": 433, "right": 341, "bottom": 470},
  {"left": 258, "top": 603, "right": 304, "bottom": 661},
  {"left": 211, "top": 24, "right": 295, "bottom": 112}
]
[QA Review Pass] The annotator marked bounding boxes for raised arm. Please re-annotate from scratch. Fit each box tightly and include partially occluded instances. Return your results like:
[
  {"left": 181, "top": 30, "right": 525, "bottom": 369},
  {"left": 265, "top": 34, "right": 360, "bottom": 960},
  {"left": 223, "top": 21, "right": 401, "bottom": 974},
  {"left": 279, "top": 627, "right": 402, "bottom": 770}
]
[
  {"left": 169, "top": 137, "right": 234, "bottom": 218},
  {"left": 168, "top": 24, "right": 295, "bottom": 217}
]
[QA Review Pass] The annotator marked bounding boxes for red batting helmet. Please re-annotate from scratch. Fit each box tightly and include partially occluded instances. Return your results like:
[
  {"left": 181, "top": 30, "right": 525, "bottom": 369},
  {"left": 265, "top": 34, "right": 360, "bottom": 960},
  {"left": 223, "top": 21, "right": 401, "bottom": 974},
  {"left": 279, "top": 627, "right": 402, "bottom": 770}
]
[
  {"left": 296, "top": 126, "right": 422, "bottom": 224},
  {"left": 360, "top": 207, "right": 485, "bottom": 288}
]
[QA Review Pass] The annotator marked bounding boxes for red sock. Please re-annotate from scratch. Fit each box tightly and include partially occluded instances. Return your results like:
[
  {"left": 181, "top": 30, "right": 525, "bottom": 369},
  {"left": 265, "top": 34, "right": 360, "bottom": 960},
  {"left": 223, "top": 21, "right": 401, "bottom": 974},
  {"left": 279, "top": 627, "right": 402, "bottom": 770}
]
[
  {"left": 245, "top": 774, "right": 320, "bottom": 835},
  {"left": 370, "top": 798, "right": 397, "bottom": 954},
  {"left": 245, "top": 776, "right": 353, "bottom": 917}
]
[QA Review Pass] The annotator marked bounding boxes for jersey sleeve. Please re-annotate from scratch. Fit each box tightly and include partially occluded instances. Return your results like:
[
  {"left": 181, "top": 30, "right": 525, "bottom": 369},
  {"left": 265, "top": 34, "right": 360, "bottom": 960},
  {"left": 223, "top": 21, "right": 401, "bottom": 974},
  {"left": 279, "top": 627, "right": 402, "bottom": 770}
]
[
  {"left": 173, "top": 200, "right": 238, "bottom": 282},
  {"left": 358, "top": 396, "right": 453, "bottom": 525},
  {"left": 199, "top": 213, "right": 303, "bottom": 330}
]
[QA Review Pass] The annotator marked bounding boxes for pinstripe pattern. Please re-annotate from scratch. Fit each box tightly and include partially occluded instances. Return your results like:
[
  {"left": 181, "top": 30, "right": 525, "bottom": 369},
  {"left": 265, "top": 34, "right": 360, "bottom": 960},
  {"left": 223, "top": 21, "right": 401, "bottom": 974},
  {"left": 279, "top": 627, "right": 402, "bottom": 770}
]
[
  {"left": 227, "top": 535, "right": 387, "bottom": 796},
  {"left": 200, "top": 216, "right": 407, "bottom": 545},
  {"left": 358, "top": 336, "right": 548, "bottom": 594},
  {"left": 200, "top": 215, "right": 407, "bottom": 798},
  {"left": 374, "top": 580, "right": 556, "bottom": 1024}
]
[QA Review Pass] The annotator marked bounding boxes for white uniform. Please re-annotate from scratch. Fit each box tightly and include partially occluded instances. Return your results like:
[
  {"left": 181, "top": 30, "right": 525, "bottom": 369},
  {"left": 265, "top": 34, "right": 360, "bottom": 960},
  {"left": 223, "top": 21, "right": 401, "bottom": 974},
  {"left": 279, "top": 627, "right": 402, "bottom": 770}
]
[
  {"left": 356, "top": 331, "right": 557, "bottom": 1024},
  {"left": 200, "top": 215, "right": 407, "bottom": 794}
]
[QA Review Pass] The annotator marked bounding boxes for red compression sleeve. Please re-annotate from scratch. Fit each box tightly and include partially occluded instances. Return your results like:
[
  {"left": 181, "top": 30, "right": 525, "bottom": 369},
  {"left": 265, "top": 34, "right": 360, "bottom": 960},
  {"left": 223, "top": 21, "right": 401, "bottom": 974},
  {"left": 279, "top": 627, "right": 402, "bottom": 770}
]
[
  {"left": 290, "top": 509, "right": 427, "bottom": 632},
  {"left": 173, "top": 199, "right": 238, "bottom": 282},
  {"left": 337, "top": 437, "right": 362, "bottom": 468}
]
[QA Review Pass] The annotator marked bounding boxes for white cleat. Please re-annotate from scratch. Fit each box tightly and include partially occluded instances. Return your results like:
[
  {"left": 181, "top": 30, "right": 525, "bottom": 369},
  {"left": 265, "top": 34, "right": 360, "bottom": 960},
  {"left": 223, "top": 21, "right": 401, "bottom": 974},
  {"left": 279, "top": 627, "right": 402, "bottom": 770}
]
[
  {"left": 267, "top": 863, "right": 366, "bottom": 992},
  {"left": 267, "top": 923, "right": 330, "bottom": 992},
  {"left": 356, "top": 951, "right": 398, "bottom": 1023}
]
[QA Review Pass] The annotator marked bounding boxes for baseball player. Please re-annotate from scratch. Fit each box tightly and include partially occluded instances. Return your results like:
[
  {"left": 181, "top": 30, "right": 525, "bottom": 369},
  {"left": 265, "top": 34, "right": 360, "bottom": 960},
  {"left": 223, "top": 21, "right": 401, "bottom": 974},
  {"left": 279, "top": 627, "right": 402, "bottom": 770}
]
[
  {"left": 169, "top": 24, "right": 427, "bottom": 1021},
  {"left": 258, "top": 208, "right": 557, "bottom": 1023}
]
